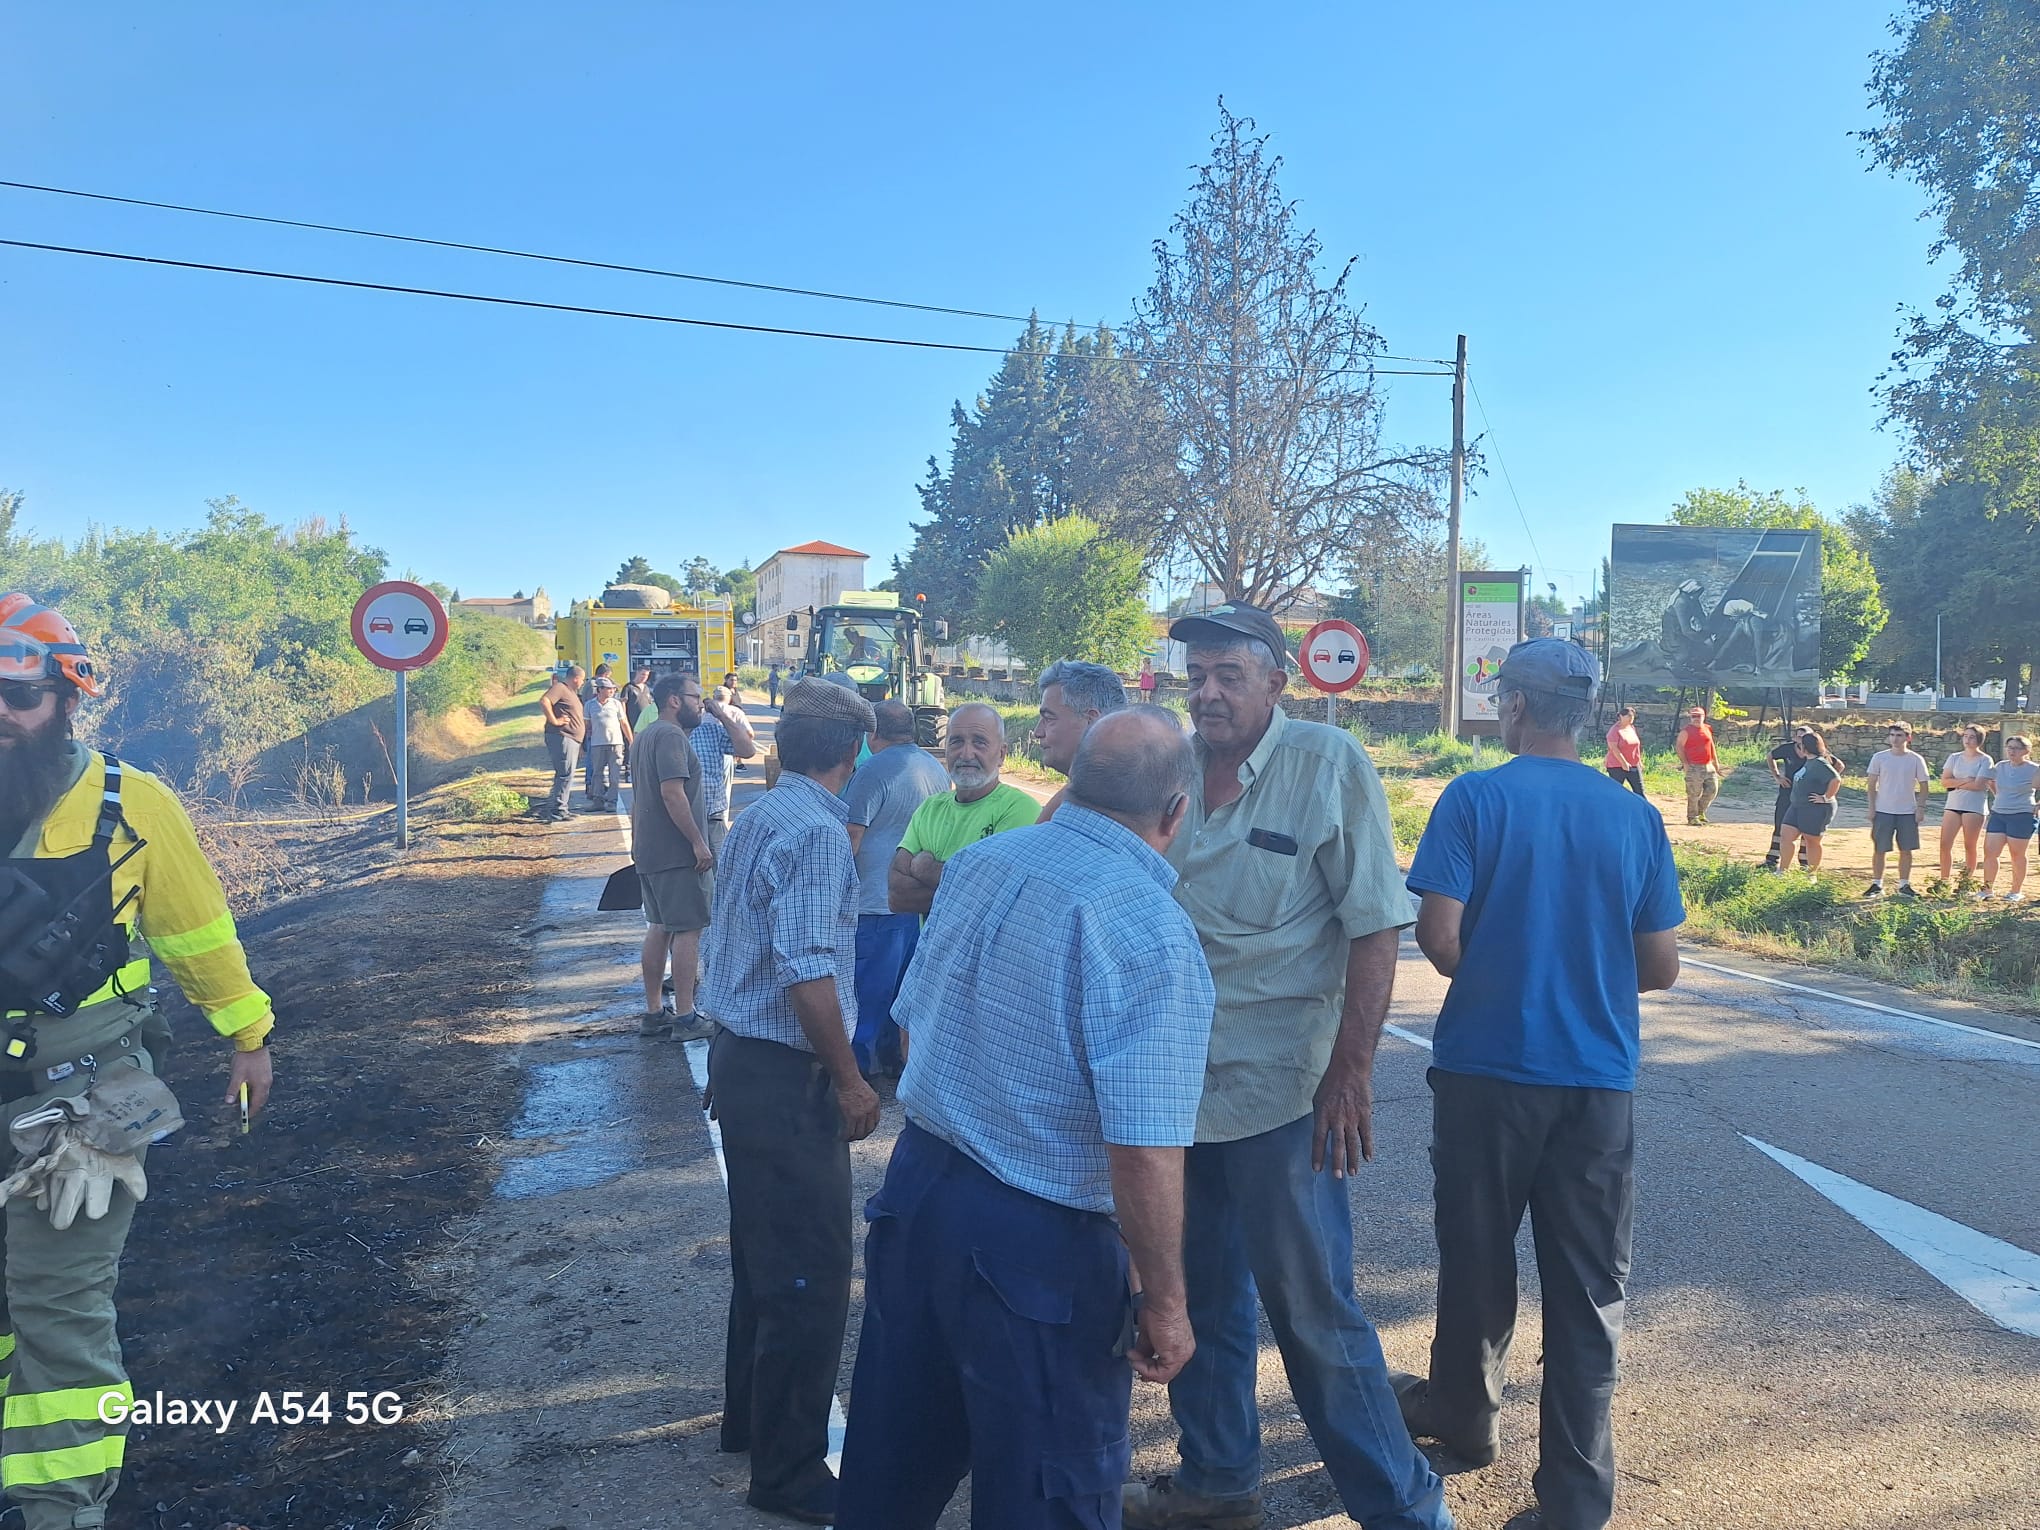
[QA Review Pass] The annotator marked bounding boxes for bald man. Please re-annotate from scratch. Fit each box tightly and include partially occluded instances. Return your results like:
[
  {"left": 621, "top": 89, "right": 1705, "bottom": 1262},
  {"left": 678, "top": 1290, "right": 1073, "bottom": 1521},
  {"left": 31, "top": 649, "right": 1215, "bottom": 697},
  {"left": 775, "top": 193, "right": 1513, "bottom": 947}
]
[
  {"left": 889, "top": 702, "right": 1038, "bottom": 916},
  {"left": 838, "top": 708, "right": 1216, "bottom": 1529}
]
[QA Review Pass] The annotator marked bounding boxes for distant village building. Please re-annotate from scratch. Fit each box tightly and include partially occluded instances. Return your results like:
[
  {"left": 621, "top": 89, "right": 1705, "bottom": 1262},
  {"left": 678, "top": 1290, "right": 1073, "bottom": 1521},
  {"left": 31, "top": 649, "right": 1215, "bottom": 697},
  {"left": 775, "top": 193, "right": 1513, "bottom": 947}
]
[
  {"left": 752, "top": 541, "right": 868, "bottom": 664},
  {"left": 458, "top": 588, "right": 554, "bottom": 627}
]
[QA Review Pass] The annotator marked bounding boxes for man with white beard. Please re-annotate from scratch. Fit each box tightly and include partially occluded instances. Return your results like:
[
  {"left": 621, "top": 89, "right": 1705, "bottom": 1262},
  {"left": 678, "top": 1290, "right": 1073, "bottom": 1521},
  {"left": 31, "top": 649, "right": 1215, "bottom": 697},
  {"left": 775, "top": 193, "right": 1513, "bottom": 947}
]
[{"left": 887, "top": 702, "right": 1038, "bottom": 915}]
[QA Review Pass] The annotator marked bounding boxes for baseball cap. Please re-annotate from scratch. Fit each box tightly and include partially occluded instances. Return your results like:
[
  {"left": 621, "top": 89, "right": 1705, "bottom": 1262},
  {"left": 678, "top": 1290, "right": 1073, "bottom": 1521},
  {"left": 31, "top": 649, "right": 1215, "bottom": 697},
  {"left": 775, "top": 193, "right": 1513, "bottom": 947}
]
[
  {"left": 1167, "top": 602, "right": 1290, "bottom": 671},
  {"left": 593, "top": 675, "right": 616, "bottom": 691},
  {"left": 1495, "top": 637, "right": 1600, "bottom": 700}
]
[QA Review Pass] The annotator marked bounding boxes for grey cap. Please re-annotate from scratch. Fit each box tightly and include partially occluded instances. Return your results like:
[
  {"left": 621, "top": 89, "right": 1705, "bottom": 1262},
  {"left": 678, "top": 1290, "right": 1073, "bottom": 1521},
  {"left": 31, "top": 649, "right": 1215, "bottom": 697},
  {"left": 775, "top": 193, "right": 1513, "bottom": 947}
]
[
  {"left": 781, "top": 675, "right": 876, "bottom": 732},
  {"left": 1496, "top": 637, "right": 1600, "bottom": 700},
  {"left": 1168, "top": 602, "right": 1289, "bottom": 670}
]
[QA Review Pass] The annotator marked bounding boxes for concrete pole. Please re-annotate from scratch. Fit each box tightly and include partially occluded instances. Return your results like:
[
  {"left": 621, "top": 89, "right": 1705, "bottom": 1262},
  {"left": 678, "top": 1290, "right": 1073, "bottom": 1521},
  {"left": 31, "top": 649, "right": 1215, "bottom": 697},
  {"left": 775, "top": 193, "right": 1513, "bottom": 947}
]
[{"left": 1444, "top": 334, "right": 1468, "bottom": 736}]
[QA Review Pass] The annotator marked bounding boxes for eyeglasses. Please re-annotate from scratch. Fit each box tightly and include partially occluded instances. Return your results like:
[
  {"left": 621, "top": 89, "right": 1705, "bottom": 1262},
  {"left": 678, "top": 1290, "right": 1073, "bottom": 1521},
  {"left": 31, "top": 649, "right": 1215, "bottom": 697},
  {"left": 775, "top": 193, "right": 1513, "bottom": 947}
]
[{"left": 0, "top": 681, "right": 56, "bottom": 712}]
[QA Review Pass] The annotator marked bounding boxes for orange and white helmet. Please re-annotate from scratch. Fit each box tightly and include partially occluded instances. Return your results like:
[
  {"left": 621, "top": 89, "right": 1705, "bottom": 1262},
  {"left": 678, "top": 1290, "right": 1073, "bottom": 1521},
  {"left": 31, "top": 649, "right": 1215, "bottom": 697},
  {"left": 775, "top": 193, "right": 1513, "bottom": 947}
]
[{"left": 0, "top": 594, "right": 101, "bottom": 698}]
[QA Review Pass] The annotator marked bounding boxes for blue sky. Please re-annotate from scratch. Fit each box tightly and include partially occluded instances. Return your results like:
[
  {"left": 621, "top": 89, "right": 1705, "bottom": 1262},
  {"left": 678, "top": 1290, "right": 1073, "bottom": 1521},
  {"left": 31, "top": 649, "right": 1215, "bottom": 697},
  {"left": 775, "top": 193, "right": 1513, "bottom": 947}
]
[{"left": 4, "top": 2, "right": 1937, "bottom": 609}]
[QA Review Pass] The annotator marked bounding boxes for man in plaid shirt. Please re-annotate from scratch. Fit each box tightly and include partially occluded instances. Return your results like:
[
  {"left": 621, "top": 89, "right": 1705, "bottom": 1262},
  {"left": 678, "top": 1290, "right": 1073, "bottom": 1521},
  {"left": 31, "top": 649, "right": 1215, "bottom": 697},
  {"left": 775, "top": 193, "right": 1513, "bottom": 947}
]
[
  {"left": 836, "top": 709, "right": 1216, "bottom": 1530},
  {"left": 700, "top": 677, "right": 879, "bottom": 1525}
]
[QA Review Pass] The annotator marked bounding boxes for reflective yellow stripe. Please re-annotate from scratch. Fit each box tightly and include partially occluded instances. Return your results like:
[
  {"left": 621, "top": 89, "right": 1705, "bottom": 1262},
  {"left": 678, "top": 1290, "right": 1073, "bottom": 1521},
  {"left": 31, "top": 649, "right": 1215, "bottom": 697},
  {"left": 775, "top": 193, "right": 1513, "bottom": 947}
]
[
  {"left": 4, "top": 1383, "right": 130, "bottom": 1430},
  {"left": 1, "top": 1434, "right": 126, "bottom": 1488},
  {"left": 207, "top": 990, "right": 271, "bottom": 1034},
  {"left": 145, "top": 910, "right": 237, "bottom": 961},
  {"left": 0, "top": 1333, "right": 14, "bottom": 1360},
  {"left": 82, "top": 959, "right": 152, "bottom": 1006}
]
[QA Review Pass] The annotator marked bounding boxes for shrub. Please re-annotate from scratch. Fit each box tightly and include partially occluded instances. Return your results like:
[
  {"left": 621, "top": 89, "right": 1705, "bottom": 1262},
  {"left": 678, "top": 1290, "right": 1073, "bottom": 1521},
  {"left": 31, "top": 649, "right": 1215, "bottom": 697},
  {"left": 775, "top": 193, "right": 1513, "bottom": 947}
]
[{"left": 441, "top": 777, "right": 531, "bottom": 823}]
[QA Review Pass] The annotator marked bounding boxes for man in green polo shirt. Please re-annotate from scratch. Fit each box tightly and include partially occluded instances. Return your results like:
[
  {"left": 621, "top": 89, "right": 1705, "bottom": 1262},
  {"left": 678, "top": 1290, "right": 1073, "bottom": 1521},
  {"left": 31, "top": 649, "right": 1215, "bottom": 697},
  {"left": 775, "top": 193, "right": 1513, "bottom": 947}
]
[{"left": 887, "top": 702, "right": 1038, "bottom": 913}]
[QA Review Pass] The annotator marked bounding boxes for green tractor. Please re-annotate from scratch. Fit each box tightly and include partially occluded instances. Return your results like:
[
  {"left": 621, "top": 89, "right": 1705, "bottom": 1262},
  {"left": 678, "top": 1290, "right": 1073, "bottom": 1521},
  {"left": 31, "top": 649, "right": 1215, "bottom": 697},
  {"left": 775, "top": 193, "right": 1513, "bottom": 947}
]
[{"left": 793, "top": 591, "right": 950, "bottom": 749}]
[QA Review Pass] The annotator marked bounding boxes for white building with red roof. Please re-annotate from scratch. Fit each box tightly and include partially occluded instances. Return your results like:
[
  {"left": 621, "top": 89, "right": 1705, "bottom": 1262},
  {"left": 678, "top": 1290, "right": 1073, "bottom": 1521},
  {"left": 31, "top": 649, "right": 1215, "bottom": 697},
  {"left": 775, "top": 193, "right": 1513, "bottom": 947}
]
[{"left": 753, "top": 540, "right": 870, "bottom": 664}]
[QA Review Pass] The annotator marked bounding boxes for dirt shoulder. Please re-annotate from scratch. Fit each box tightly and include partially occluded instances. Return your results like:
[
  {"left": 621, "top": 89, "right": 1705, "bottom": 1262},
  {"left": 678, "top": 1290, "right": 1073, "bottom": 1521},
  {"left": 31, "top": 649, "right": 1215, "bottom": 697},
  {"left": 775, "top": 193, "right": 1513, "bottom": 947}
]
[{"left": 114, "top": 702, "right": 560, "bottom": 1529}]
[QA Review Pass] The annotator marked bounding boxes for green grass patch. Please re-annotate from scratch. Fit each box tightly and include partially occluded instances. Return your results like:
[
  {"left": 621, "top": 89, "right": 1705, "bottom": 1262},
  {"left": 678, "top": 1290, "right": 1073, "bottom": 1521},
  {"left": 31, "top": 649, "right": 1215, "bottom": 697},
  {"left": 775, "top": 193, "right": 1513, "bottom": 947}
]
[
  {"left": 439, "top": 777, "right": 532, "bottom": 823},
  {"left": 1673, "top": 845, "right": 2040, "bottom": 1004},
  {"left": 1382, "top": 776, "right": 1429, "bottom": 858}
]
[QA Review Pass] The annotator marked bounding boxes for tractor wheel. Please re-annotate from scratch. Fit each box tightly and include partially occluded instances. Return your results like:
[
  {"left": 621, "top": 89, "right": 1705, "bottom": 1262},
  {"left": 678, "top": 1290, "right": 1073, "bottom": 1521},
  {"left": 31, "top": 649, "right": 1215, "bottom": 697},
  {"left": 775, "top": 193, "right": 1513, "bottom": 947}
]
[{"left": 914, "top": 707, "right": 947, "bottom": 752}]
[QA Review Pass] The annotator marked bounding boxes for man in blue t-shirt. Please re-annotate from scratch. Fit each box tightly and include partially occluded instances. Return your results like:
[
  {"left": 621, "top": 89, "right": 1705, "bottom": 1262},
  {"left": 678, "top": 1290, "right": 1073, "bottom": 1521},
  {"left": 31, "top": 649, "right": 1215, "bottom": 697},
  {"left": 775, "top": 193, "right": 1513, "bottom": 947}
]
[{"left": 1398, "top": 639, "right": 1683, "bottom": 1530}]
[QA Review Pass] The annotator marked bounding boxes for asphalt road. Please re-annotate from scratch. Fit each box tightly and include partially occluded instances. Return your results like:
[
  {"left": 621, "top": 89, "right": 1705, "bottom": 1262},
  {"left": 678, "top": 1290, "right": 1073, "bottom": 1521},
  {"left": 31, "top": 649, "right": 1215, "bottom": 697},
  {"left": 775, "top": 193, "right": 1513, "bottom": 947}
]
[{"left": 430, "top": 706, "right": 2040, "bottom": 1530}]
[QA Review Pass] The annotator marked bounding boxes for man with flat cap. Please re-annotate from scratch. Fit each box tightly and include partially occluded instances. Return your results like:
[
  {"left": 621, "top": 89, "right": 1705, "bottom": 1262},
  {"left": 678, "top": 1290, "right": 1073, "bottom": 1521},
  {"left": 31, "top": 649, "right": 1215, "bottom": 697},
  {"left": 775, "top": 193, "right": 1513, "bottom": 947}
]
[
  {"left": 701, "top": 676, "right": 882, "bottom": 1524},
  {"left": 1125, "top": 603, "right": 1452, "bottom": 1530},
  {"left": 1397, "top": 639, "right": 1683, "bottom": 1530}
]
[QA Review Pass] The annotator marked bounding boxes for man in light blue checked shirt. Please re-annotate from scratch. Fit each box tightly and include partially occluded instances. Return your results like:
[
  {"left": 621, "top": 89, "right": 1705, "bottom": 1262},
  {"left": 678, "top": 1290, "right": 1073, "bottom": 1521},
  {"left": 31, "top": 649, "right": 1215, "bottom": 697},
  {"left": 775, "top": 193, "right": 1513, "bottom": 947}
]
[
  {"left": 836, "top": 709, "right": 1216, "bottom": 1530},
  {"left": 687, "top": 685, "right": 758, "bottom": 857},
  {"left": 700, "top": 677, "right": 879, "bottom": 1526}
]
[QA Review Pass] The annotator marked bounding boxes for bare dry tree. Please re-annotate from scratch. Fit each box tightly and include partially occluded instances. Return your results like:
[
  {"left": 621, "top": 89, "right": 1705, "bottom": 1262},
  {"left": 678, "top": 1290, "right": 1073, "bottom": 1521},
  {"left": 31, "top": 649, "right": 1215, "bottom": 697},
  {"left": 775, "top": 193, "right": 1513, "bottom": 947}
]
[{"left": 1125, "top": 104, "right": 1452, "bottom": 611}]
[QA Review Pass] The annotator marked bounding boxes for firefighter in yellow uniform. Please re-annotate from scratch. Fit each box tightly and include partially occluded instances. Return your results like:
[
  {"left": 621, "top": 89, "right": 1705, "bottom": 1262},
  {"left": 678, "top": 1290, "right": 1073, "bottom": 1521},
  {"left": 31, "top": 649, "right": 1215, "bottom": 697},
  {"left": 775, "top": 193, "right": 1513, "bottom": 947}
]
[{"left": 0, "top": 595, "right": 274, "bottom": 1529}]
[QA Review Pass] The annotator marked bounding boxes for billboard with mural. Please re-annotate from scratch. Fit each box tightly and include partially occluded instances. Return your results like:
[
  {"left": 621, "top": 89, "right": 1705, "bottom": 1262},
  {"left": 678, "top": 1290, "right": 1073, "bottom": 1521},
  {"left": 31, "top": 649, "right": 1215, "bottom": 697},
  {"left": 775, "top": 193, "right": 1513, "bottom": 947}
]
[{"left": 1608, "top": 525, "right": 1821, "bottom": 689}]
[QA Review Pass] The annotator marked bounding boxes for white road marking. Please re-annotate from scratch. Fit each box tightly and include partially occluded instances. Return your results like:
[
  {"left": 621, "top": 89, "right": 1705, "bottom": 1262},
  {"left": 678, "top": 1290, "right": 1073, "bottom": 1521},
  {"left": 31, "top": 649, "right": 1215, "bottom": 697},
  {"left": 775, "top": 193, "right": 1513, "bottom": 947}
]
[
  {"left": 1385, "top": 1024, "right": 1434, "bottom": 1051},
  {"left": 1742, "top": 1135, "right": 2040, "bottom": 1340},
  {"left": 1683, "top": 956, "right": 2040, "bottom": 1052}
]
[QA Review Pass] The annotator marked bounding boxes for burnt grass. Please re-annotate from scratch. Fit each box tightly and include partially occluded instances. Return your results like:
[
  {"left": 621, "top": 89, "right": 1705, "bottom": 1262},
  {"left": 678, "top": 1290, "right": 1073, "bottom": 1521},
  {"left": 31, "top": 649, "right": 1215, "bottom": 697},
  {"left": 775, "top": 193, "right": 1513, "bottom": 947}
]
[{"left": 113, "top": 816, "right": 551, "bottom": 1529}]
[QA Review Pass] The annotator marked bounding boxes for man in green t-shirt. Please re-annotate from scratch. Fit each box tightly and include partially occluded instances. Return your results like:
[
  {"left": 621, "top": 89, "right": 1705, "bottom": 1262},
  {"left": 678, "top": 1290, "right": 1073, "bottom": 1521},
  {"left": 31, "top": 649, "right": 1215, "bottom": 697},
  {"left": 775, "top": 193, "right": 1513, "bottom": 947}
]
[{"left": 888, "top": 702, "right": 1039, "bottom": 914}]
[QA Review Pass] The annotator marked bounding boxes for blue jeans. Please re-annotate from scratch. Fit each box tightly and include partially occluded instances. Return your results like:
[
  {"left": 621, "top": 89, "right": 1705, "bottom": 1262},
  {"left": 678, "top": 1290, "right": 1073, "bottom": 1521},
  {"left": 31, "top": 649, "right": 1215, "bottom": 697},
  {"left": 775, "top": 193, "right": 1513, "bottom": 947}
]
[
  {"left": 1169, "top": 1114, "right": 1451, "bottom": 1529},
  {"left": 837, "top": 1122, "right": 1131, "bottom": 1529},
  {"left": 852, "top": 913, "right": 919, "bottom": 1075}
]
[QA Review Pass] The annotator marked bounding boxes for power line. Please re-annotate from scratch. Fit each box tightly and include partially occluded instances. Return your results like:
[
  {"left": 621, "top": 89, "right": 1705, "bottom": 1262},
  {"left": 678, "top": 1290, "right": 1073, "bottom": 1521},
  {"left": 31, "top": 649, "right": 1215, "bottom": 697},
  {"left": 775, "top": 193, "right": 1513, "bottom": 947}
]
[
  {"left": 1467, "top": 376, "right": 1550, "bottom": 589},
  {"left": 0, "top": 178, "right": 1459, "bottom": 366},
  {"left": 0, "top": 237, "right": 1458, "bottom": 379}
]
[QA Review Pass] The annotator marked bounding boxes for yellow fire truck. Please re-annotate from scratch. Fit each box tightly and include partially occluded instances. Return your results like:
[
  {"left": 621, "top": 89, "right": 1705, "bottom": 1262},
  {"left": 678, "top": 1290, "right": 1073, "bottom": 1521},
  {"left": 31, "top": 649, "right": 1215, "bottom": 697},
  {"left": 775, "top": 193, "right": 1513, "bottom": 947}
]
[{"left": 554, "top": 585, "right": 737, "bottom": 687}]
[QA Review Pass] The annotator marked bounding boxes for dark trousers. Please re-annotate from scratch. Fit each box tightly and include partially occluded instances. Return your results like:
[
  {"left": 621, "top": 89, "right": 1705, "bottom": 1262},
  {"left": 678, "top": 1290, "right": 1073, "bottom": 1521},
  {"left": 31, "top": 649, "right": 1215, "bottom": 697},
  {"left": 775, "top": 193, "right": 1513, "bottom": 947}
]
[
  {"left": 1426, "top": 1068, "right": 1634, "bottom": 1530},
  {"left": 1764, "top": 788, "right": 1809, "bottom": 868},
  {"left": 543, "top": 729, "right": 580, "bottom": 816},
  {"left": 1603, "top": 766, "right": 1644, "bottom": 796},
  {"left": 709, "top": 1030, "right": 852, "bottom": 1503},
  {"left": 1167, "top": 1114, "right": 1449, "bottom": 1529},
  {"left": 836, "top": 1122, "right": 1132, "bottom": 1530},
  {"left": 851, "top": 912, "right": 919, "bottom": 1076}
]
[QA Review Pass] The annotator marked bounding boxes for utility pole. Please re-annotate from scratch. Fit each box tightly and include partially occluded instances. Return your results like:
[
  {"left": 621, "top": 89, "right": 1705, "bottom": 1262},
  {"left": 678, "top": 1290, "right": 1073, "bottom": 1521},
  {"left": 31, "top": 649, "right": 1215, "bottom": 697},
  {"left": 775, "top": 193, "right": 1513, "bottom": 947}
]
[
  {"left": 1935, "top": 612, "right": 1943, "bottom": 700},
  {"left": 1443, "top": 333, "right": 1468, "bottom": 735}
]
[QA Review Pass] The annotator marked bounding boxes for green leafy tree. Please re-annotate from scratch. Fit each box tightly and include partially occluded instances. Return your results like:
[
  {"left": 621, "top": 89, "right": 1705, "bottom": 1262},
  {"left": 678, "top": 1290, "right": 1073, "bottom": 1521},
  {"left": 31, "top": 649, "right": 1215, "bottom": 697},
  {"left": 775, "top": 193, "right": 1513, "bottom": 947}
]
[
  {"left": 1124, "top": 104, "right": 1451, "bottom": 609},
  {"left": 1669, "top": 484, "right": 1887, "bottom": 678},
  {"left": 897, "top": 318, "right": 1160, "bottom": 626},
  {"left": 971, "top": 517, "right": 1150, "bottom": 671},
  {"left": 1865, "top": 2, "right": 2040, "bottom": 523},
  {"left": 639, "top": 570, "right": 686, "bottom": 599},
  {"left": 717, "top": 562, "right": 758, "bottom": 612},
  {"left": 1856, "top": 466, "right": 2040, "bottom": 708},
  {"left": 0, "top": 494, "right": 471, "bottom": 789},
  {"left": 613, "top": 555, "right": 655, "bottom": 585}
]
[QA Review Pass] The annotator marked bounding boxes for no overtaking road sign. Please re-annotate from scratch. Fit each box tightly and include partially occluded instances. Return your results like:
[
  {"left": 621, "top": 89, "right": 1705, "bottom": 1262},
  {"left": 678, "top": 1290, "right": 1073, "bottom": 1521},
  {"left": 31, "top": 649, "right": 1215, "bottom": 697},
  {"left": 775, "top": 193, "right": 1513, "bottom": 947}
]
[
  {"left": 1298, "top": 618, "right": 1369, "bottom": 694},
  {"left": 351, "top": 581, "right": 448, "bottom": 672}
]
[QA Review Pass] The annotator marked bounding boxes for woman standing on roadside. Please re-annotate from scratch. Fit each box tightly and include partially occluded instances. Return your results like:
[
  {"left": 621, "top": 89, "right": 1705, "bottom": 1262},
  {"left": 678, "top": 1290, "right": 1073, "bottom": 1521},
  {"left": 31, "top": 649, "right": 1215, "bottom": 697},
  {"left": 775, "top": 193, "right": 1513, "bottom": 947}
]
[
  {"left": 1937, "top": 726, "right": 1992, "bottom": 889},
  {"left": 1978, "top": 735, "right": 2036, "bottom": 902},
  {"left": 1603, "top": 704, "right": 1645, "bottom": 795},
  {"left": 1138, "top": 657, "right": 1158, "bottom": 704},
  {"left": 1777, "top": 729, "right": 1842, "bottom": 872}
]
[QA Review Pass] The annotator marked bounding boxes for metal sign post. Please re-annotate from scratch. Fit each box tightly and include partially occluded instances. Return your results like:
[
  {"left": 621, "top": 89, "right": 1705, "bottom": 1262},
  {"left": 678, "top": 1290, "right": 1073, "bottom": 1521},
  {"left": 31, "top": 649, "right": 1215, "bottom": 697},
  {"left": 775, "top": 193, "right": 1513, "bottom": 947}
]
[
  {"left": 350, "top": 580, "right": 450, "bottom": 849},
  {"left": 395, "top": 670, "right": 410, "bottom": 847}
]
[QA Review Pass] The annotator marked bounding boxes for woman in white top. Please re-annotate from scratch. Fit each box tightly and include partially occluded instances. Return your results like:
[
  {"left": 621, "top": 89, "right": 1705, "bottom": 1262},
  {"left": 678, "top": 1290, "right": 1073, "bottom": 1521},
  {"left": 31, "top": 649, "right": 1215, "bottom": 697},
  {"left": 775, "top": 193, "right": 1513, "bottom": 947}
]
[{"left": 1937, "top": 725, "right": 1992, "bottom": 887}]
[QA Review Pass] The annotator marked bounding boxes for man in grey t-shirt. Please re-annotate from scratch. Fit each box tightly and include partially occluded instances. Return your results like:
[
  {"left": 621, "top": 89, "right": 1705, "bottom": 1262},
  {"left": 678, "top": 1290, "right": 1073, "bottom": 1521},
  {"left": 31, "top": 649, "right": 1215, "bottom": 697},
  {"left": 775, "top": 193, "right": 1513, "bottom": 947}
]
[
  {"left": 629, "top": 672, "right": 715, "bottom": 1040},
  {"left": 844, "top": 701, "right": 949, "bottom": 1075}
]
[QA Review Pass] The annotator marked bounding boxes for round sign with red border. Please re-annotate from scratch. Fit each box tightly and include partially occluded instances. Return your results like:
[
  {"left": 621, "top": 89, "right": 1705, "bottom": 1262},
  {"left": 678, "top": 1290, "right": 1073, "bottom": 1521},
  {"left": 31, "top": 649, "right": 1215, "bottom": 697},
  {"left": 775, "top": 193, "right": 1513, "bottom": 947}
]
[
  {"left": 351, "top": 581, "right": 449, "bottom": 672},
  {"left": 1298, "top": 618, "right": 1369, "bottom": 694}
]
